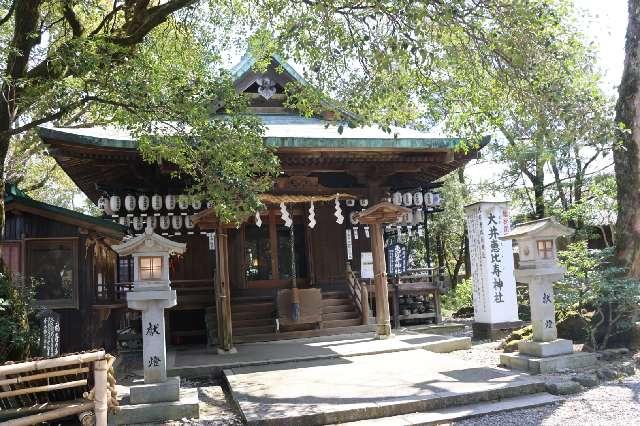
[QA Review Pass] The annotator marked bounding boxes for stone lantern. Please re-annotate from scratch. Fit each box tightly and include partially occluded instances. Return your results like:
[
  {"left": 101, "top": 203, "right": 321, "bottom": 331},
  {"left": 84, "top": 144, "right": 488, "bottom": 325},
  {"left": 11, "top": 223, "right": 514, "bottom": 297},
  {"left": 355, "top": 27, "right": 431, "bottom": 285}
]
[
  {"left": 112, "top": 224, "right": 188, "bottom": 404},
  {"left": 499, "top": 218, "right": 597, "bottom": 373}
]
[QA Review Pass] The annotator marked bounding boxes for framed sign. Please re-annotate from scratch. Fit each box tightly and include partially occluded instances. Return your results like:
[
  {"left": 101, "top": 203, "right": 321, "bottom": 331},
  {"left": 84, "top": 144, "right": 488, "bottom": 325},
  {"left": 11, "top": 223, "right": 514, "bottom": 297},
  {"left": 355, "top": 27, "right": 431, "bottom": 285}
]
[
  {"left": 386, "top": 243, "right": 408, "bottom": 276},
  {"left": 361, "top": 252, "right": 374, "bottom": 279}
]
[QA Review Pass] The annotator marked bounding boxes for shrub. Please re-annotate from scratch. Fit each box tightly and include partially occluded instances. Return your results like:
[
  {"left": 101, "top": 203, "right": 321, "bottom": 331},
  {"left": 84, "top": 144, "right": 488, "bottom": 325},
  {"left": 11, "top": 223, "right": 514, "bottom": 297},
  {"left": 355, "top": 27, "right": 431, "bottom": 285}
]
[
  {"left": 441, "top": 278, "right": 473, "bottom": 317},
  {"left": 0, "top": 265, "right": 41, "bottom": 363},
  {"left": 557, "top": 242, "right": 640, "bottom": 350}
]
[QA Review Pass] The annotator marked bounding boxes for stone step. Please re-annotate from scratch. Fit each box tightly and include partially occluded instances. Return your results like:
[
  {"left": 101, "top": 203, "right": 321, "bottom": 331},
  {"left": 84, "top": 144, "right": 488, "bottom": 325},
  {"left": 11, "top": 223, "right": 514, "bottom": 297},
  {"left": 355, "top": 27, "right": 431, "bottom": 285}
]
[
  {"left": 322, "top": 298, "right": 353, "bottom": 307},
  {"left": 323, "top": 311, "right": 359, "bottom": 321},
  {"left": 323, "top": 318, "right": 362, "bottom": 328},
  {"left": 323, "top": 304, "right": 355, "bottom": 314},
  {"left": 109, "top": 388, "right": 199, "bottom": 425},
  {"left": 234, "top": 324, "right": 276, "bottom": 336},
  {"left": 233, "top": 324, "right": 376, "bottom": 344},
  {"left": 334, "top": 393, "right": 563, "bottom": 425}
]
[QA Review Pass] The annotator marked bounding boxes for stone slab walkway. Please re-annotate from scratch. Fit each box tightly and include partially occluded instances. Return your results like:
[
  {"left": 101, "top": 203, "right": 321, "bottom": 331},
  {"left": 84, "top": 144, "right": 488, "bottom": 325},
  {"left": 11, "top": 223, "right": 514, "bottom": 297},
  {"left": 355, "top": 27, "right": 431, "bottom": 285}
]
[
  {"left": 168, "top": 332, "right": 470, "bottom": 377},
  {"left": 225, "top": 349, "right": 546, "bottom": 425}
]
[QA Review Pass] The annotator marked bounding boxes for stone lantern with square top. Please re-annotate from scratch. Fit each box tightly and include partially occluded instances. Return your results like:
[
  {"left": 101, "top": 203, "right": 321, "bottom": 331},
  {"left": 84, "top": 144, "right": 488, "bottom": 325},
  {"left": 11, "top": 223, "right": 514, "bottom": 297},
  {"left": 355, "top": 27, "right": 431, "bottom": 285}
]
[
  {"left": 499, "top": 218, "right": 597, "bottom": 373},
  {"left": 112, "top": 224, "right": 189, "bottom": 405}
]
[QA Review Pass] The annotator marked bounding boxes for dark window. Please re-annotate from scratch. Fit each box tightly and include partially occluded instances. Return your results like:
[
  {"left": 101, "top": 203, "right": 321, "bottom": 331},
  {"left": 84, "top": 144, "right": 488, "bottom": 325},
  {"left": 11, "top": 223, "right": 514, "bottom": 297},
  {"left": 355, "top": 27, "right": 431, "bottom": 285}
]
[
  {"left": 245, "top": 225, "right": 272, "bottom": 280},
  {"left": 27, "top": 239, "right": 78, "bottom": 309},
  {"left": 118, "top": 256, "right": 133, "bottom": 282},
  {"left": 277, "top": 224, "right": 307, "bottom": 279}
]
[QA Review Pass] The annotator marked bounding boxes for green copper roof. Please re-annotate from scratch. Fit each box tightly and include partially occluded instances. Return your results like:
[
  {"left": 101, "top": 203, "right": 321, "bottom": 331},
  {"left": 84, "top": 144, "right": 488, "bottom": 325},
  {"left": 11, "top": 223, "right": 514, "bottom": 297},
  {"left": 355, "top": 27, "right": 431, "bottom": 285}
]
[
  {"left": 38, "top": 114, "right": 477, "bottom": 151},
  {"left": 5, "top": 183, "right": 126, "bottom": 236},
  {"left": 231, "top": 51, "right": 309, "bottom": 85}
]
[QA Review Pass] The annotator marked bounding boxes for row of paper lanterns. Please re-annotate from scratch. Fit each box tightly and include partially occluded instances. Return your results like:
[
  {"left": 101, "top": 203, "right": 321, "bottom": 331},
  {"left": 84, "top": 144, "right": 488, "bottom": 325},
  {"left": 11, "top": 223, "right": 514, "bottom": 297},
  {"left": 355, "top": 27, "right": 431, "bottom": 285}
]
[
  {"left": 115, "top": 215, "right": 196, "bottom": 232},
  {"left": 391, "top": 191, "right": 442, "bottom": 208},
  {"left": 98, "top": 194, "right": 206, "bottom": 216}
]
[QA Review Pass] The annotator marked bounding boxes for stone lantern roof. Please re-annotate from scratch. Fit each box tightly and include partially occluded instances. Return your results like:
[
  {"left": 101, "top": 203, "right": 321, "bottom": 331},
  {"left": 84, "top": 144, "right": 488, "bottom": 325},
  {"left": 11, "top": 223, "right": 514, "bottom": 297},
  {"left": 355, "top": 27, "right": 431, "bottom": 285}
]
[
  {"left": 500, "top": 217, "right": 574, "bottom": 241},
  {"left": 112, "top": 225, "right": 186, "bottom": 256}
]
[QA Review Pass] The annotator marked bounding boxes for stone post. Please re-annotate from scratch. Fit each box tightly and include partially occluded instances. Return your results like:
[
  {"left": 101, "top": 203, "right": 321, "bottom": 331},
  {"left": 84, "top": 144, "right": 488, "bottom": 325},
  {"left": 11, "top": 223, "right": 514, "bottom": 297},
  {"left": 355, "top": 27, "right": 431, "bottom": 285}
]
[{"left": 464, "top": 201, "right": 521, "bottom": 339}]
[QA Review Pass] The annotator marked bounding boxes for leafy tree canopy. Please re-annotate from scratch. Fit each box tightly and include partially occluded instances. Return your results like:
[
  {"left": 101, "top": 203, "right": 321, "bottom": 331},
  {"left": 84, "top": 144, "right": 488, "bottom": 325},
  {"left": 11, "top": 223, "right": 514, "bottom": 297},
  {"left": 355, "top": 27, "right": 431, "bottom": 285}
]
[{"left": 0, "top": 0, "right": 609, "bottom": 223}]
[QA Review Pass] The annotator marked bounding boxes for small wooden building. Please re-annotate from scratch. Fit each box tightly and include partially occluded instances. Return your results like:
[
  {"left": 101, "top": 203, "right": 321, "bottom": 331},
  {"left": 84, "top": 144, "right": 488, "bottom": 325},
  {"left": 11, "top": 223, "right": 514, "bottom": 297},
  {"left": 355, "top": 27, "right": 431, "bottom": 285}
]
[
  {"left": 0, "top": 185, "right": 125, "bottom": 353},
  {"left": 37, "top": 53, "right": 487, "bottom": 350}
]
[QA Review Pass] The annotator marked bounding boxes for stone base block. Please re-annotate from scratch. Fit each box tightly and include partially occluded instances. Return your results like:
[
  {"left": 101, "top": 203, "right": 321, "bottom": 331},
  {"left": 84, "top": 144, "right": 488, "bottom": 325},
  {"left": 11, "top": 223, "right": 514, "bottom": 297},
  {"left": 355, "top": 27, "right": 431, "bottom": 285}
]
[
  {"left": 501, "top": 352, "right": 597, "bottom": 374},
  {"left": 217, "top": 347, "right": 238, "bottom": 355},
  {"left": 518, "top": 339, "right": 573, "bottom": 358},
  {"left": 473, "top": 321, "right": 523, "bottom": 341},
  {"left": 130, "top": 376, "right": 180, "bottom": 404},
  {"left": 109, "top": 387, "right": 199, "bottom": 425}
]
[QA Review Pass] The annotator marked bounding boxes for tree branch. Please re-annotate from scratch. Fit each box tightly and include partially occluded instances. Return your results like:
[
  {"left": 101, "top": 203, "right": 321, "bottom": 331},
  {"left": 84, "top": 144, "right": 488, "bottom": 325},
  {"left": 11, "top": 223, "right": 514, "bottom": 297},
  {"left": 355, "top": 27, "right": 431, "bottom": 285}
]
[{"left": 0, "top": 0, "right": 16, "bottom": 27}]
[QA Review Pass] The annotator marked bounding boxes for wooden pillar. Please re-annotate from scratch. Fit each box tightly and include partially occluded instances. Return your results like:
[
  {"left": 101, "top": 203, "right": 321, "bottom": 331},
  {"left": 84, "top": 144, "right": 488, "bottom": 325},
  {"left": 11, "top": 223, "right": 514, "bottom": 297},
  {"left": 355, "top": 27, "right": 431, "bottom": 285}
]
[
  {"left": 370, "top": 222, "right": 392, "bottom": 337},
  {"left": 215, "top": 227, "right": 234, "bottom": 353}
]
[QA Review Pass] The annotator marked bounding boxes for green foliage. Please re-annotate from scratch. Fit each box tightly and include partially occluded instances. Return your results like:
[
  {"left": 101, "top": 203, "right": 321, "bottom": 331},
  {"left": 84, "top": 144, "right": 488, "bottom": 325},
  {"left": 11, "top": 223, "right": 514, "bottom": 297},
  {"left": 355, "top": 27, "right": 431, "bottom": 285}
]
[
  {"left": 441, "top": 278, "right": 473, "bottom": 317},
  {"left": 557, "top": 242, "right": 640, "bottom": 350},
  {"left": 0, "top": 269, "right": 40, "bottom": 363}
]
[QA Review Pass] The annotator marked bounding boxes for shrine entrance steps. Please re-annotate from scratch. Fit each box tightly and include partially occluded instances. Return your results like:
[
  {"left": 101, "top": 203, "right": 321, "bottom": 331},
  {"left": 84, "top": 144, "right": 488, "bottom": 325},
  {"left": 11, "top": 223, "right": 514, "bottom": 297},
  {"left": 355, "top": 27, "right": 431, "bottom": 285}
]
[
  {"left": 206, "top": 290, "right": 369, "bottom": 345},
  {"left": 224, "top": 349, "right": 561, "bottom": 425}
]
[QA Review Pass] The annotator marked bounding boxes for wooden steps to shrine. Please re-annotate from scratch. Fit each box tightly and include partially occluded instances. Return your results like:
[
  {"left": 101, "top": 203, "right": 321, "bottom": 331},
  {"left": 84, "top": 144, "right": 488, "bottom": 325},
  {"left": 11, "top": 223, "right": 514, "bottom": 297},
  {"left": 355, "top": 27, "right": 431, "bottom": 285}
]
[{"left": 205, "top": 289, "right": 367, "bottom": 345}]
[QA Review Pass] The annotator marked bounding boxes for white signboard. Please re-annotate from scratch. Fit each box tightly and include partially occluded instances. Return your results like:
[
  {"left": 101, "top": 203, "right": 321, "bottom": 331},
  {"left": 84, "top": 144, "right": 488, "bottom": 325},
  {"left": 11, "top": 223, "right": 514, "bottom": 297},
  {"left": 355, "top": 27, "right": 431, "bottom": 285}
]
[
  {"left": 361, "top": 252, "right": 374, "bottom": 279},
  {"left": 464, "top": 201, "right": 519, "bottom": 324}
]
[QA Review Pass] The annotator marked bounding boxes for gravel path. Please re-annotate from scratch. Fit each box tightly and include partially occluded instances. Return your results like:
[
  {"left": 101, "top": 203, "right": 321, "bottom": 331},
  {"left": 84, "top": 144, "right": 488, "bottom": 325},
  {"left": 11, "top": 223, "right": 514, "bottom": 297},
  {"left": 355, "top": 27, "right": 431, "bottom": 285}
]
[{"left": 454, "top": 373, "right": 640, "bottom": 426}]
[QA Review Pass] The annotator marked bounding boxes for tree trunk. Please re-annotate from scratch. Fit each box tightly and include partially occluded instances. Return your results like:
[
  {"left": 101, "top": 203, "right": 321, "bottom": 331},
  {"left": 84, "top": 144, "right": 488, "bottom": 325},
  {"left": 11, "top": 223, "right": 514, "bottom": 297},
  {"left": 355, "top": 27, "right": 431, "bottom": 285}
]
[
  {"left": 0, "top": 134, "right": 10, "bottom": 239},
  {"left": 614, "top": 0, "right": 640, "bottom": 275}
]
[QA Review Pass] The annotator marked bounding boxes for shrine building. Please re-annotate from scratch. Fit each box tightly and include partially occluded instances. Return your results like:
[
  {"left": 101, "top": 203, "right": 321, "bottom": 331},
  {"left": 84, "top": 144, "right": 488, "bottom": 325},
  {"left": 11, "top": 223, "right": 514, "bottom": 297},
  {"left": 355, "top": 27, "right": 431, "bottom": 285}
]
[{"left": 27, "top": 53, "right": 487, "bottom": 352}]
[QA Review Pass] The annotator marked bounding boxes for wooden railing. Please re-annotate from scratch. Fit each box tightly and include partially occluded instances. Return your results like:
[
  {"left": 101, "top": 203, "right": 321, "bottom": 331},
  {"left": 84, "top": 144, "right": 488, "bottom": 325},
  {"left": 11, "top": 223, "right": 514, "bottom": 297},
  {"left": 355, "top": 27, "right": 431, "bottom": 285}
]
[
  {"left": 0, "top": 351, "right": 115, "bottom": 426},
  {"left": 345, "top": 263, "right": 370, "bottom": 325}
]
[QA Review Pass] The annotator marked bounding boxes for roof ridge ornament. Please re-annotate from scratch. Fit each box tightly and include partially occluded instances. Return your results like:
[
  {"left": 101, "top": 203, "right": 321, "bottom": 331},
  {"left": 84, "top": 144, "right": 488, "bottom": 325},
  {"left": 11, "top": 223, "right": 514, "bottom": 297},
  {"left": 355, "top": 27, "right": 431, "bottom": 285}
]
[{"left": 257, "top": 76, "right": 276, "bottom": 100}]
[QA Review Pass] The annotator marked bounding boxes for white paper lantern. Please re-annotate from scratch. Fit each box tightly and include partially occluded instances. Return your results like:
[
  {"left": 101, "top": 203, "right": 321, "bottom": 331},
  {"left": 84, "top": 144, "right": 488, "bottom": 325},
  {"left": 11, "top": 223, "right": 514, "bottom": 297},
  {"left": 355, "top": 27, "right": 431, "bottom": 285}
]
[
  {"left": 433, "top": 192, "right": 442, "bottom": 207},
  {"left": 359, "top": 199, "right": 369, "bottom": 207},
  {"left": 206, "top": 201, "right": 214, "bottom": 209},
  {"left": 138, "top": 195, "right": 150, "bottom": 211},
  {"left": 118, "top": 216, "right": 129, "bottom": 227},
  {"left": 413, "top": 191, "right": 423, "bottom": 206},
  {"left": 159, "top": 216, "right": 171, "bottom": 230},
  {"left": 124, "top": 195, "right": 136, "bottom": 212},
  {"left": 109, "top": 196, "right": 121, "bottom": 213},
  {"left": 97, "top": 196, "right": 107, "bottom": 211},
  {"left": 402, "top": 192, "right": 413, "bottom": 206},
  {"left": 405, "top": 210, "right": 413, "bottom": 225},
  {"left": 414, "top": 208, "right": 424, "bottom": 224},
  {"left": 346, "top": 199, "right": 355, "bottom": 207},
  {"left": 151, "top": 194, "right": 163, "bottom": 211},
  {"left": 172, "top": 215, "right": 183, "bottom": 230},
  {"left": 392, "top": 192, "right": 403, "bottom": 206},
  {"left": 349, "top": 211, "right": 359, "bottom": 225},
  {"left": 178, "top": 195, "right": 190, "bottom": 210},
  {"left": 132, "top": 216, "right": 144, "bottom": 231},
  {"left": 165, "top": 194, "right": 176, "bottom": 211},
  {"left": 185, "top": 215, "right": 195, "bottom": 229},
  {"left": 147, "top": 216, "right": 157, "bottom": 229},
  {"left": 424, "top": 191, "right": 434, "bottom": 207},
  {"left": 191, "top": 198, "right": 202, "bottom": 210}
]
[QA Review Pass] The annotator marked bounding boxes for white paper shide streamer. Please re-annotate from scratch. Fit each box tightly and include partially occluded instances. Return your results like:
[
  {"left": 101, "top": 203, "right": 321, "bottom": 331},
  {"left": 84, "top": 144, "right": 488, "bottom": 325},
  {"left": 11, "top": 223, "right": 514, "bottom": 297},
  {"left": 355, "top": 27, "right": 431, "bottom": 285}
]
[
  {"left": 334, "top": 195, "right": 344, "bottom": 224},
  {"left": 255, "top": 211, "right": 262, "bottom": 228},
  {"left": 280, "top": 202, "right": 293, "bottom": 228},
  {"left": 308, "top": 201, "right": 316, "bottom": 228}
]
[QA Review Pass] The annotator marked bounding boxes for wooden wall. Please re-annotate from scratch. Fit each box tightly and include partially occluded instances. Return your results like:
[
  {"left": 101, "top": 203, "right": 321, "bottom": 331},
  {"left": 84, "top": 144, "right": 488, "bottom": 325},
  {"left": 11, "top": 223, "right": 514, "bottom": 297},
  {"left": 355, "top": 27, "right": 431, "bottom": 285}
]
[{"left": 2, "top": 210, "right": 119, "bottom": 354}]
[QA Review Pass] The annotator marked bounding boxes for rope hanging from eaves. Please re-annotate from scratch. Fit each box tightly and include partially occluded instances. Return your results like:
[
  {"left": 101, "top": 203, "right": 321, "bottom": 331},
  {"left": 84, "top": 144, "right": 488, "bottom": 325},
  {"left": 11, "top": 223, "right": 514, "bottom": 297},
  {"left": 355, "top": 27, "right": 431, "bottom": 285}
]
[{"left": 259, "top": 193, "right": 356, "bottom": 204}]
